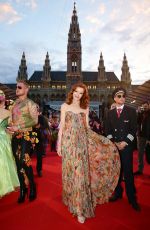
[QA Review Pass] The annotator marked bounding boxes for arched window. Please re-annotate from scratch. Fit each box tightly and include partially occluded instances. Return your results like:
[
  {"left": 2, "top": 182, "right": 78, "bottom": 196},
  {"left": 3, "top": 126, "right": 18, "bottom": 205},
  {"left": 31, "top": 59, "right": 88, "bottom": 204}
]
[
  {"left": 72, "top": 61, "right": 77, "bottom": 72},
  {"left": 71, "top": 54, "right": 78, "bottom": 72}
]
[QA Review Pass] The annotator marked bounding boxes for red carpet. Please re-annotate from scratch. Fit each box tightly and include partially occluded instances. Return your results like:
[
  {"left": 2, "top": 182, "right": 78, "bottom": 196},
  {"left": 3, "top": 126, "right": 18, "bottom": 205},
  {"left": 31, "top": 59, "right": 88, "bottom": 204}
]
[{"left": 0, "top": 146, "right": 150, "bottom": 230}]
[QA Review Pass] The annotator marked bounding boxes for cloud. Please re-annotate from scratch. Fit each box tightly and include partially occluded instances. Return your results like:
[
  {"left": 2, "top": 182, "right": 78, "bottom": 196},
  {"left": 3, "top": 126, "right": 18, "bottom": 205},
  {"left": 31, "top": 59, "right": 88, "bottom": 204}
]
[
  {"left": 97, "top": 1, "right": 150, "bottom": 48},
  {"left": 85, "top": 15, "right": 100, "bottom": 25},
  {"left": 80, "top": 1, "right": 150, "bottom": 85},
  {"left": 0, "top": 53, "right": 42, "bottom": 83},
  {"left": 0, "top": 3, "right": 22, "bottom": 24},
  {"left": 110, "top": 9, "right": 120, "bottom": 20},
  {"left": 24, "top": 0, "right": 37, "bottom": 10},
  {"left": 131, "top": 0, "right": 150, "bottom": 15},
  {"left": 84, "top": 62, "right": 97, "bottom": 71},
  {"left": 84, "top": 14, "right": 103, "bottom": 33},
  {"left": 51, "top": 61, "right": 66, "bottom": 71},
  {"left": 15, "top": 0, "right": 37, "bottom": 9},
  {"left": 87, "top": 0, "right": 96, "bottom": 3},
  {"left": 134, "top": 31, "right": 150, "bottom": 46},
  {"left": 0, "top": 40, "right": 67, "bottom": 83},
  {"left": 0, "top": 56, "right": 18, "bottom": 83},
  {"left": 0, "top": 56, "right": 43, "bottom": 83},
  {"left": 98, "top": 3, "right": 105, "bottom": 15}
]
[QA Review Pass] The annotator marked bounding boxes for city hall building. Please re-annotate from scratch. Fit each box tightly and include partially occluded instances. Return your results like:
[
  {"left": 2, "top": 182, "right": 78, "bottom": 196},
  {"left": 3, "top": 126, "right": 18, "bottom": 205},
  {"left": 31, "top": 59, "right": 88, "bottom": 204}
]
[{"left": 15, "top": 3, "right": 132, "bottom": 116}]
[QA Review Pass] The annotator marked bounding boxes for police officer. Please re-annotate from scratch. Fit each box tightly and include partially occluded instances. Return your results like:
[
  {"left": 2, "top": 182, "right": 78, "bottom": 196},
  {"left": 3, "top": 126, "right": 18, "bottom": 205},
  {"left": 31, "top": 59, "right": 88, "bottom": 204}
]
[{"left": 105, "top": 87, "right": 141, "bottom": 211}]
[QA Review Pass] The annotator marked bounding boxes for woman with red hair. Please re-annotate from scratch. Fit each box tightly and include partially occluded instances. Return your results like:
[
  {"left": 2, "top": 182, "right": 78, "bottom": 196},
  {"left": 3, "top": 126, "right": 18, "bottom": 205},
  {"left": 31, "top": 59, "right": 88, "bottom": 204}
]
[{"left": 57, "top": 83, "right": 120, "bottom": 223}]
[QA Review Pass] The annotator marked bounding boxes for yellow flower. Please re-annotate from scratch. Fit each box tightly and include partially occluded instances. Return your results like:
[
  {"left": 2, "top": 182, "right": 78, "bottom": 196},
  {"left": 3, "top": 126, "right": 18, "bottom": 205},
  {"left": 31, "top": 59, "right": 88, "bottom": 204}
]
[
  {"left": 35, "top": 138, "right": 39, "bottom": 143},
  {"left": 25, "top": 136, "right": 30, "bottom": 141},
  {"left": 25, "top": 131, "right": 29, "bottom": 135},
  {"left": 32, "top": 132, "right": 37, "bottom": 136}
]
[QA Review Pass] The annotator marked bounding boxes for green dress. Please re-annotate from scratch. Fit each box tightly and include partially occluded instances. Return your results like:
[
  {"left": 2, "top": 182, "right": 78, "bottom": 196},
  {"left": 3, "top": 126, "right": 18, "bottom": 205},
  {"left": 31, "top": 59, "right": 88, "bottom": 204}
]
[{"left": 0, "top": 117, "right": 20, "bottom": 197}]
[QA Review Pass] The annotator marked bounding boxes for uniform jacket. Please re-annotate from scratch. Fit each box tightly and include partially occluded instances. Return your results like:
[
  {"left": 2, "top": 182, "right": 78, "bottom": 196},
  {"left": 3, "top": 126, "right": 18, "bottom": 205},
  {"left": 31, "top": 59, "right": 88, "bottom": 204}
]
[{"left": 105, "top": 105, "right": 137, "bottom": 145}]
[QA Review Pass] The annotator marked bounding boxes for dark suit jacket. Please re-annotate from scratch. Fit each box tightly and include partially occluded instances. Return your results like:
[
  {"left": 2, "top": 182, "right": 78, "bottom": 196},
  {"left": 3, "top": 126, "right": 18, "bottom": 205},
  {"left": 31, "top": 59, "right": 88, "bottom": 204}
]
[
  {"left": 137, "top": 110, "right": 150, "bottom": 137},
  {"left": 105, "top": 105, "right": 137, "bottom": 146},
  {"left": 146, "top": 112, "right": 150, "bottom": 141}
]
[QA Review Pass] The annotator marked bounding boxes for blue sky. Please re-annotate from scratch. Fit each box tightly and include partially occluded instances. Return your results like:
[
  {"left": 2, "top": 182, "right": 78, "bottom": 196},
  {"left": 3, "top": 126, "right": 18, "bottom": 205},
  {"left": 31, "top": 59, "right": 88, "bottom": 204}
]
[{"left": 0, "top": 0, "right": 150, "bottom": 85}]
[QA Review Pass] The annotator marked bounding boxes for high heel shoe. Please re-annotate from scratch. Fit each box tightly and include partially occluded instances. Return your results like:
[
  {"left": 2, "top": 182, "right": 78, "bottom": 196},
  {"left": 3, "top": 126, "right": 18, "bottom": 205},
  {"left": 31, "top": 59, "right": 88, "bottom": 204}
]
[
  {"left": 29, "top": 183, "right": 37, "bottom": 201},
  {"left": 18, "top": 188, "right": 28, "bottom": 203},
  {"left": 77, "top": 216, "right": 85, "bottom": 224}
]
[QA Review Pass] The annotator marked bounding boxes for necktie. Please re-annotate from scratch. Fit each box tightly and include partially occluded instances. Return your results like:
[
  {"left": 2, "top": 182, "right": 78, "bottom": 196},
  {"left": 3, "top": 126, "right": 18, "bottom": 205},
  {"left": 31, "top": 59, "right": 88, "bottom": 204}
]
[{"left": 117, "top": 108, "right": 122, "bottom": 118}]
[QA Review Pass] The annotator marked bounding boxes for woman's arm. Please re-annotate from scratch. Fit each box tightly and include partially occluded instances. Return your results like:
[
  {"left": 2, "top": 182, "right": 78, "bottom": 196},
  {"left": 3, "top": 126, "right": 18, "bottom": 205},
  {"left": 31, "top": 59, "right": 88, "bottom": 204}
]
[
  {"left": 57, "top": 103, "right": 66, "bottom": 156},
  {"left": 85, "top": 107, "right": 90, "bottom": 128},
  {"left": 8, "top": 110, "right": 12, "bottom": 125}
]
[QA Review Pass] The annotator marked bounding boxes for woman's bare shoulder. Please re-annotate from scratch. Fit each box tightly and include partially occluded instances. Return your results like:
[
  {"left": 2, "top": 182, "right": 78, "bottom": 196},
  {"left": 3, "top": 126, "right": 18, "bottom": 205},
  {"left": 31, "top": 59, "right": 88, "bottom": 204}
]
[
  {"left": 85, "top": 107, "right": 89, "bottom": 113},
  {"left": 4, "top": 109, "right": 11, "bottom": 117},
  {"left": 0, "top": 108, "right": 11, "bottom": 119},
  {"left": 61, "top": 103, "right": 68, "bottom": 110}
]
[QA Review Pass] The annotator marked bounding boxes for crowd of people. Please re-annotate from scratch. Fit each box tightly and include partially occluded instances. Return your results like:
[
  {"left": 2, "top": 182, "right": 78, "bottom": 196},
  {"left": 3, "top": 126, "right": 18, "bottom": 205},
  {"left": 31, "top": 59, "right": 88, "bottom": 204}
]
[{"left": 0, "top": 81, "right": 150, "bottom": 224}]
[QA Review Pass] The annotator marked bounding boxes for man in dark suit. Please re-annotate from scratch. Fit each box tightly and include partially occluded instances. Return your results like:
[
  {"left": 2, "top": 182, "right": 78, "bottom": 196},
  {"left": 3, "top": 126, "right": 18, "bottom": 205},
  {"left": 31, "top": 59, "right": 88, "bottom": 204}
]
[
  {"left": 134, "top": 101, "right": 150, "bottom": 175},
  {"left": 105, "top": 87, "right": 141, "bottom": 211}
]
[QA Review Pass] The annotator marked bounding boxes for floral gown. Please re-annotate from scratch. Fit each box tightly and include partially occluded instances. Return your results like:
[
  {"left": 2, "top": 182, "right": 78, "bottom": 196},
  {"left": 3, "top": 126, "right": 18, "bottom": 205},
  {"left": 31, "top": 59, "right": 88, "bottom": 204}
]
[
  {"left": 0, "top": 117, "right": 19, "bottom": 197},
  {"left": 61, "top": 111, "right": 120, "bottom": 218}
]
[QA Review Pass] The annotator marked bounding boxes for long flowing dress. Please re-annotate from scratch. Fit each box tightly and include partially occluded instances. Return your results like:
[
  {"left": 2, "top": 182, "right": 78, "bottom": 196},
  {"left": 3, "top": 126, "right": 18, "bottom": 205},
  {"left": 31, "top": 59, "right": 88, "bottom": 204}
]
[
  {"left": 61, "top": 111, "right": 120, "bottom": 218},
  {"left": 0, "top": 117, "right": 20, "bottom": 198}
]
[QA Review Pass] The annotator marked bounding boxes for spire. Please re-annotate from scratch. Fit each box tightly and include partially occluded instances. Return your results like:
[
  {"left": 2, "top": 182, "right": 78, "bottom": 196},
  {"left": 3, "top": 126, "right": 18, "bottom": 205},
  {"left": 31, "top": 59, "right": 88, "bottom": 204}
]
[
  {"left": 73, "top": 1, "right": 76, "bottom": 15},
  {"left": 66, "top": 2, "right": 82, "bottom": 89},
  {"left": 22, "top": 51, "right": 25, "bottom": 59},
  {"left": 16, "top": 52, "right": 28, "bottom": 81},
  {"left": 99, "top": 52, "right": 104, "bottom": 65},
  {"left": 121, "top": 53, "right": 131, "bottom": 84},
  {"left": 68, "top": 2, "right": 81, "bottom": 41},
  {"left": 98, "top": 52, "right": 106, "bottom": 81},
  {"left": 124, "top": 52, "right": 126, "bottom": 60},
  {"left": 42, "top": 52, "right": 51, "bottom": 87}
]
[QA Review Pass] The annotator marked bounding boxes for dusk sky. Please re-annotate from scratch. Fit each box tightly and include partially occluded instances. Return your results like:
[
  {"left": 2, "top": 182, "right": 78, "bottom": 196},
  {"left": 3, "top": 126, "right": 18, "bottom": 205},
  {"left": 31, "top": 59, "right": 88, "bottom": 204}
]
[{"left": 0, "top": 0, "right": 150, "bottom": 85}]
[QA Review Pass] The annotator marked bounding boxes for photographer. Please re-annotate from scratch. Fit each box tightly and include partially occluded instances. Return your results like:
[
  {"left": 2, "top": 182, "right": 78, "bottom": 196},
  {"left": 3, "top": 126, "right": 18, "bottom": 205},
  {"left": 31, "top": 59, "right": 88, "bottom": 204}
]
[{"left": 134, "top": 101, "right": 150, "bottom": 175}]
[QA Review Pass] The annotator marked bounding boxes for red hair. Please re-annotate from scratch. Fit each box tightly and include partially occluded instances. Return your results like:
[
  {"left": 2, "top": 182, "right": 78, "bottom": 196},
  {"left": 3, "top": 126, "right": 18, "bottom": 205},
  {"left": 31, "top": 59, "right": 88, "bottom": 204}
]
[{"left": 66, "top": 82, "right": 89, "bottom": 109}]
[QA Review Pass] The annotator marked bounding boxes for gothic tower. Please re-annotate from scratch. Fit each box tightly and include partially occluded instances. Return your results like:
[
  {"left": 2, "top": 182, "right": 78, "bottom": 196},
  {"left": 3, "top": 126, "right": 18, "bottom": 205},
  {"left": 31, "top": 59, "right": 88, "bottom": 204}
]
[
  {"left": 66, "top": 2, "right": 82, "bottom": 89},
  {"left": 121, "top": 53, "right": 131, "bottom": 85},
  {"left": 16, "top": 52, "right": 28, "bottom": 81},
  {"left": 42, "top": 52, "right": 51, "bottom": 88},
  {"left": 98, "top": 52, "right": 106, "bottom": 83}
]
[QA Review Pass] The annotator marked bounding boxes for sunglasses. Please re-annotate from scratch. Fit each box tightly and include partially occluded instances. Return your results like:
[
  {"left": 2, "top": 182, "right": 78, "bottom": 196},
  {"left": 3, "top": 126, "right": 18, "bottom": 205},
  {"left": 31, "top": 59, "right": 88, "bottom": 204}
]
[
  {"left": 116, "top": 94, "right": 126, "bottom": 98},
  {"left": 16, "top": 86, "right": 22, "bottom": 90}
]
